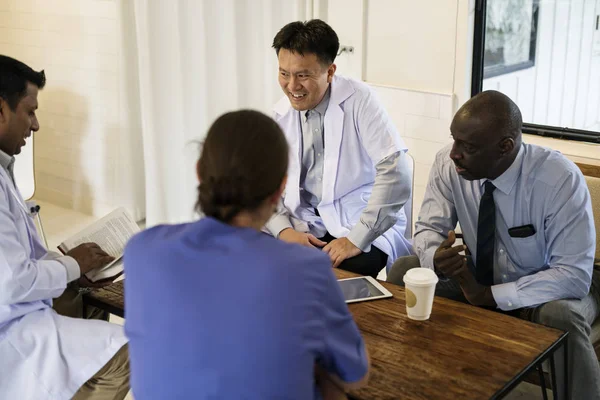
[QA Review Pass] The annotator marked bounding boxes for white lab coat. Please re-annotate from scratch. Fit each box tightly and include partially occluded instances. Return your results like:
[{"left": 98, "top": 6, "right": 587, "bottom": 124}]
[
  {"left": 0, "top": 166, "right": 127, "bottom": 400},
  {"left": 273, "top": 75, "right": 413, "bottom": 268}
]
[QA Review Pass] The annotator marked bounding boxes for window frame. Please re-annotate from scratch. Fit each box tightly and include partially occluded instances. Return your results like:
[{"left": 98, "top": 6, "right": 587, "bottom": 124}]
[{"left": 471, "top": 0, "right": 600, "bottom": 144}]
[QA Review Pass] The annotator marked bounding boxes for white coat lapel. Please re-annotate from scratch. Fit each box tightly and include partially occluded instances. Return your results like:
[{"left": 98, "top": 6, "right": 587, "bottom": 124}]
[
  {"left": 273, "top": 98, "right": 302, "bottom": 212},
  {"left": 0, "top": 166, "right": 38, "bottom": 253},
  {"left": 321, "top": 76, "right": 355, "bottom": 206},
  {"left": 0, "top": 165, "right": 28, "bottom": 216}
]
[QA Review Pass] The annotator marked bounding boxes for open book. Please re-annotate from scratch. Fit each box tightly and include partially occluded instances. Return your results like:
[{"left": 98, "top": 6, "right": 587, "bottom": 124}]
[{"left": 58, "top": 207, "right": 140, "bottom": 282}]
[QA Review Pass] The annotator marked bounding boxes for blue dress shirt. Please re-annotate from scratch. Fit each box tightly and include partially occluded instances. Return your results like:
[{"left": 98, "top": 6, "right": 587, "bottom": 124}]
[{"left": 414, "top": 144, "right": 595, "bottom": 311}]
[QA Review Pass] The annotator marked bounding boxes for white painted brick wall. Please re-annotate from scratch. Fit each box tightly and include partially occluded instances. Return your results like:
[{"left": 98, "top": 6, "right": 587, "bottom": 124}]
[
  {"left": 0, "top": 0, "right": 144, "bottom": 219},
  {"left": 372, "top": 84, "right": 453, "bottom": 224}
]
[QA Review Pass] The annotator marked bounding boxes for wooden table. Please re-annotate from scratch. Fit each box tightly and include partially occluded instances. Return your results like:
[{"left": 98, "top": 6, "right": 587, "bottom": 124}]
[
  {"left": 83, "top": 271, "right": 567, "bottom": 400},
  {"left": 83, "top": 280, "right": 125, "bottom": 318}
]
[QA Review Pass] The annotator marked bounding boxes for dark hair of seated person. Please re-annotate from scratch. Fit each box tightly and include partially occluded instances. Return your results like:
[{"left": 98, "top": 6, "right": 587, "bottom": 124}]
[
  {"left": 195, "top": 109, "right": 289, "bottom": 223},
  {"left": 0, "top": 54, "right": 46, "bottom": 111}
]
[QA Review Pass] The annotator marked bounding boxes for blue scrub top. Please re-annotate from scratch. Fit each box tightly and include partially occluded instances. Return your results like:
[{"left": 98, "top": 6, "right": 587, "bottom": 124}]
[{"left": 124, "top": 217, "right": 368, "bottom": 399}]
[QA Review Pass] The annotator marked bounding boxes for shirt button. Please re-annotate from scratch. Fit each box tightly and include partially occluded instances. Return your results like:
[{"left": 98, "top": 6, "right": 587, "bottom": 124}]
[
  {"left": 499, "top": 249, "right": 504, "bottom": 254},
  {"left": 502, "top": 274, "right": 507, "bottom": 279},
  {"left": 314, "top": 129, "right": 319, "bottom": 133},
  {"left": 317, "top": 153, "right": 322, "bottom": 157},
  {"left": 508, "top": 302, "right": 513, "bottom": 307}
]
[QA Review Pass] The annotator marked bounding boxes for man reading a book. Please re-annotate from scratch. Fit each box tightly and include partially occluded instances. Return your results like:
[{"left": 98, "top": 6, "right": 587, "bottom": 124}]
[{"left": 0, "top": 55, "right": 130, "bottom": 400}]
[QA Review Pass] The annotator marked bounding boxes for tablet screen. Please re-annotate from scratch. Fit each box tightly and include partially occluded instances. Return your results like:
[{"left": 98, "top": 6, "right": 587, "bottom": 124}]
[{"left": 338, "top": 277, "right": 385, "bottom": 302}]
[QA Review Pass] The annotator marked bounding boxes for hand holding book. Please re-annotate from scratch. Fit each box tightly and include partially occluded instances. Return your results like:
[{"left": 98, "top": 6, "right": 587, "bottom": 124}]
[
  {"left": 58, "top": 208, "right": 140, "bottom": 282},
  {"left": 65, "top": 243, "right": 115, "bottom": 276}
]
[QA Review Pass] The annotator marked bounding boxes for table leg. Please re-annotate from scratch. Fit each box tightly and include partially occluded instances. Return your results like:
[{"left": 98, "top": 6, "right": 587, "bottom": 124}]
[
  {"left": 550, "top": 352, "right": 558, "bottom": 400},
  {"left": 537, "top": 364, "right": 549, "bottom": 400},
  {"left": 563, "top": 339, "right": 569, "bottom": 400}
]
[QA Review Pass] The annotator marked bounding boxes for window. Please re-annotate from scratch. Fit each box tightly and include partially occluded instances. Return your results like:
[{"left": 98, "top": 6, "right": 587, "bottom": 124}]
[
  {"left": 472, "top": 0, "right": 600, "bottom": 143},
  {"left": 484, "top": 0, "right": 538, "bottom": 78}
]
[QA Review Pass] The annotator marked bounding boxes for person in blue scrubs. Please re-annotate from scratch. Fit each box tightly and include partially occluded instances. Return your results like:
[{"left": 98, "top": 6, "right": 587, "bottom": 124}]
[{"left": 124, "top": 110, "right": 370, "bottom": 399}]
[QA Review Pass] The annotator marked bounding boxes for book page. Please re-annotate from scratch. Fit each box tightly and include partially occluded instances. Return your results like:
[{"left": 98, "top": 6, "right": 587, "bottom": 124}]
[
  {"left": 58, "top": 207, "right": 140, "bottom": 282},
  {"left": 60, "top": 207, "right": 139, "bottom": 257},
  {"left": 87, "top": 259, "right": 124, "bottom": 282}
]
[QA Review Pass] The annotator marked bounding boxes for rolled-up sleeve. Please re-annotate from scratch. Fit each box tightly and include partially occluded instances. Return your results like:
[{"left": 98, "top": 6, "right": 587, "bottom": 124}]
[
  {"left": 347, "top": 88, "right": 410, "bottom": 251},
  {"left": 347, "top": 151, "right": 411, "bottom": 252}
]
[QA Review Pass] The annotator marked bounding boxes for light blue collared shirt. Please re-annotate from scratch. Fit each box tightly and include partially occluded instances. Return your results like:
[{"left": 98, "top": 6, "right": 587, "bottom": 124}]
[
  {"left": 300, "top": 86, "right": 330, "bottom": 209},
  {"left": 414, "top": 143, "right": 595, "bottom": 311}
]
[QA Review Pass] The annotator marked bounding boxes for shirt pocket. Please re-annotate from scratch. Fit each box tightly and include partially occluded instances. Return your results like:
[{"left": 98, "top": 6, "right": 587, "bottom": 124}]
[{"left": 506, "top": 235, "right": 542, "bottom": 270}]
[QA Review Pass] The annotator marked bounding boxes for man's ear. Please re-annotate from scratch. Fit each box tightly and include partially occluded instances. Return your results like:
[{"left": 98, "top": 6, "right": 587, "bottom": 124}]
[
  {"left": 327, "top": 64, "right": 336, "bottom": 83},
  {"left": 499, "top": 137, "right": 515, "bottom": 155},
  {"left": 0, "top": 98, "right": 9, "bottom": 125}
]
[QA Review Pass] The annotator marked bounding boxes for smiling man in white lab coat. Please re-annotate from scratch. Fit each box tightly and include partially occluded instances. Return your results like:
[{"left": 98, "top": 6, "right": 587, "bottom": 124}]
[
  {"left": 0, "top": 55, "right": 130, "bottom": 400},
  {"left": 266, "top": 20, "right": 413, "bottom": 277}
]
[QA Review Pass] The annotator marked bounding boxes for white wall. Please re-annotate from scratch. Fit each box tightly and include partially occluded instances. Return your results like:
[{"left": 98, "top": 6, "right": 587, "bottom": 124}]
[
  {"left": 366, "top": 0, "right": 459, "bottom": 94},
  {"left": 0, "top": 0, "right": 144, "bottom": 219},
  {"left": 372, "top": 85, "right": 453, "bottom": 221}
]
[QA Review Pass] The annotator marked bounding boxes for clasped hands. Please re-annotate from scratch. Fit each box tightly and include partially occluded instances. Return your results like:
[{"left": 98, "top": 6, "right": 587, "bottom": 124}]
[{"left": 433, "top": 230, "right": 496, "bottom": 307}]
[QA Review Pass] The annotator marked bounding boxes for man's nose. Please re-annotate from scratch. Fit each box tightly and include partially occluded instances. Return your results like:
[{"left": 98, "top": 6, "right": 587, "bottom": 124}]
[
  {"left": 31, "top": 116, "right": 39, "bottom": 132},
  {"left": 288, "top": 76, "right": 301, "bottom": 91},
  {"left": 449, "top": 142, "right": 462, "bottom": 160}
]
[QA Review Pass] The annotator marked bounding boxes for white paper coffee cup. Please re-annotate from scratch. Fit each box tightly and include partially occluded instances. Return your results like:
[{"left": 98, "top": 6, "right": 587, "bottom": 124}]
[{"left": 402, "top": 268, "right": 439, "bottom": 321}]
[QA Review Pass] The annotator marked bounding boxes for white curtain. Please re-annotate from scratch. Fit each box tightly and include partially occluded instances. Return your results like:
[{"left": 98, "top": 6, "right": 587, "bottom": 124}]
[{"left": 131, "top": 0, "right": 311, "bottom": 226}]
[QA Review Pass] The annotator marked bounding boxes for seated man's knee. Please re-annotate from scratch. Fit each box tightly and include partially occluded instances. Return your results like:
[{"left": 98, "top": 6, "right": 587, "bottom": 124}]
[
  {"left": 536, "top": 299, "right": 590, "bottom": 335},
  {"left": 387, "top": 255, "right": 421, "bottom": 285}
]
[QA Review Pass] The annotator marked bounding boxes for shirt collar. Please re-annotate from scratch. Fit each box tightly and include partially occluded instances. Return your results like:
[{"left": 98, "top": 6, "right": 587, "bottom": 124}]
[
  {"left": 0, "top": 148, "right": 14, "bottom": 176},
  {"left": 305, "top": 85, "right": 331, "bottom": 120},
  {"left": 482, "top": 144, "right": 524, "bottom": 195}
]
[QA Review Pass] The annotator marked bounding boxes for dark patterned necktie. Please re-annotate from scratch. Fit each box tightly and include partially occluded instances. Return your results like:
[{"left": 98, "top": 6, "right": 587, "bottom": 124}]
[{"left": 476, "top": 181, "right": 496, "bottom": 285}]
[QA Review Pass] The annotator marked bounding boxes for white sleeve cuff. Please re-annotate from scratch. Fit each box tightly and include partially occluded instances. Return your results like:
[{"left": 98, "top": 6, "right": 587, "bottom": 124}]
[
  {"left": 347, "top": 222, "right": 375, "bottom": 253},
  {"left": 419, "top": 247, "right": 437, "bottom": 271},
  {"left": 265, "top": 214, "right": 293, "bottom": 238},
  {"left": 56, "top": 255, "right": 81, "bottom": 283},
  {"left": 491, "top": 282, "right": 522, "bottom": 311}
]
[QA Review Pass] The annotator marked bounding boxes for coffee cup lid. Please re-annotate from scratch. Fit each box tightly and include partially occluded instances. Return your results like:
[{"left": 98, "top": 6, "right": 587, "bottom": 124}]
[{"left": 403, "top": 268, "right": 439, "bottom": 287}]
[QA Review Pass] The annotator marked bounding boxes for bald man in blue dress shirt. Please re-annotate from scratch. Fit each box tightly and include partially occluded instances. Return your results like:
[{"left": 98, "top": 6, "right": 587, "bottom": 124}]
[{"left": 390, "top": 91, "right": 600, "bottom": 399}]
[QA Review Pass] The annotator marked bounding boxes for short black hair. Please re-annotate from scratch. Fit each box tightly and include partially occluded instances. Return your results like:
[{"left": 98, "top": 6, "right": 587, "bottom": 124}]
[
  {"left": 460, "top": 90, "right": 523, "bottom": 138},
  {"left": 272, "top": 19, "right": 339, "bottom": 65},
  {"left": 0, "top": 55, "right": 46, "bottom": 111}
]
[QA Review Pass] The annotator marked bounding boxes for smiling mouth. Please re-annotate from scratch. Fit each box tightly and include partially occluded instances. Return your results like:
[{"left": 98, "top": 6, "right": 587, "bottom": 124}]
[{"left": 289, "top": 92, "right": 307, "bottom": 100}]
